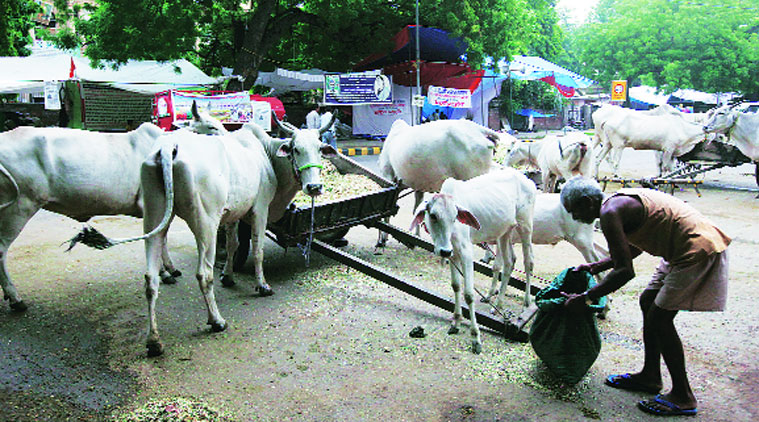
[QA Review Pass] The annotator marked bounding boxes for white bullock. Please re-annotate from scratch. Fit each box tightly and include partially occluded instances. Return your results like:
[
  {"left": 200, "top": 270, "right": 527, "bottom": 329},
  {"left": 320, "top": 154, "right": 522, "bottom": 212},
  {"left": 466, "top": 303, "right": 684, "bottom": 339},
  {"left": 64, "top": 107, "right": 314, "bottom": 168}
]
[
  {"left": 595, "top": 108, "right": 708, "bottom": 176},
  {"left": 0, "top": 123, "right": 181, "bottom": 312},
  {"left": 69, "top": 115, "right": 336, "bottom": 356},
  {"left": 410, "top": 168, "right": 536, "bottom": 354},
  {"left": 703, "top": 105, "right": 759, "bottom": 189},
  {"left": 377, "top": 119, "right": 511, "bottom": 245},
  {"left": 504, "top": 140, "right": 543, "bottom": 170},
  {"left": 537, "top": 134, "right": 592, "bottom": 193}
]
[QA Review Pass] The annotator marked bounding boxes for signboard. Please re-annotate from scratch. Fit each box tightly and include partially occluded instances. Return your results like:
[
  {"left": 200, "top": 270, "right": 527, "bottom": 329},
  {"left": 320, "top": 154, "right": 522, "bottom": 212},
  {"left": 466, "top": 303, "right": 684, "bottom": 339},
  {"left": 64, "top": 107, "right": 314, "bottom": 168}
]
[
  {"left": 323, "top": 73, "right": 393, "bottom": 105},
  {"left": 611, "top": 80, "right": 627, "bottom": 102},
  {"left": 172, "top": 92, "right": 255, "bottom": 124},
  {"left": 44, "top": 81, "right": 61, "bottom": 110},
  {"left": 428, "top": 85, "right": 472, "bottom": 109},
  {"left": 249, "top": 100, "right": 272, "bottom": 132},
  {"left": 412, "top": 95, "right": 425, "bottom": 107}
]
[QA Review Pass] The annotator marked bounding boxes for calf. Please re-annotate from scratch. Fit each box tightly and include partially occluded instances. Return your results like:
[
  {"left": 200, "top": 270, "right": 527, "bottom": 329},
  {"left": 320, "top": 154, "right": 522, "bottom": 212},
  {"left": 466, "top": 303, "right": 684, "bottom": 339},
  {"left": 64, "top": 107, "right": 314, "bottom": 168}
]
[
  {"left": 70, "top": 115, "right": 336, "bottom": 356},
  {"left": 410, "top": 168, "right": 536, "bottom": 354},
  {"left": 504, "top": 140, "right": 543, "bottom": 170}
]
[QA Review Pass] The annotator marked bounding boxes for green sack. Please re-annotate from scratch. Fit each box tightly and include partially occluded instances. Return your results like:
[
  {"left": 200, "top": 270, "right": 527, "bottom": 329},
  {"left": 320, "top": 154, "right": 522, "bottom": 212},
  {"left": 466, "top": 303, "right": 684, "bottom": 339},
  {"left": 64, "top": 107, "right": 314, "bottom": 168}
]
[{"left": 529, "top": 267, "right": 607, "bottom": 384}]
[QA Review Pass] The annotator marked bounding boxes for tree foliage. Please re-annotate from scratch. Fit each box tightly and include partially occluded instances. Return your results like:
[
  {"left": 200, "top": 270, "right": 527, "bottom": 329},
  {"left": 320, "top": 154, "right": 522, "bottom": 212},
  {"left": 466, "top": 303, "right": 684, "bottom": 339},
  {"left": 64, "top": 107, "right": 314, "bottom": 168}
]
[
  {"left": 48, "top": 0, "right": 561, "bottom": 90},
  {"left": 569, "top": 0, "right": 759, "bottom": 96},
  {"left": 0, "top": 0, "right": 41, "bottom": 56},
  {"left": 497, "top": 78, "right": 563, "bottom": 128}
]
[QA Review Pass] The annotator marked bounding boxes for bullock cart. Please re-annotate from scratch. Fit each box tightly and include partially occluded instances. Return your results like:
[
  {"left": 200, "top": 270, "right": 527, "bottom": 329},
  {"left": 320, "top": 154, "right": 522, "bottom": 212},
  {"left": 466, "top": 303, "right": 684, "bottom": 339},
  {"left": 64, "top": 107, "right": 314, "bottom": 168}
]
[
  {"left": 247, "top": 153, "right": 540, "bottom": 342},
  {"left": 599, "top": 139, "right": 756, "bottom": 197}
]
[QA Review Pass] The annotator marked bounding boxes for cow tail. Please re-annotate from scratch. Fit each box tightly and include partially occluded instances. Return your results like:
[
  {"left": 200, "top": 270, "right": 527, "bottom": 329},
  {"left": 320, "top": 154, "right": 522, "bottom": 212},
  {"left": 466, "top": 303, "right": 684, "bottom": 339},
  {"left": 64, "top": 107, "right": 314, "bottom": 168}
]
[
  {"left": 65, "top": 143, "right": 178, "bottom": 252},
  {"left": 0, "top": 162, "right": 20, "bottom": 211}
]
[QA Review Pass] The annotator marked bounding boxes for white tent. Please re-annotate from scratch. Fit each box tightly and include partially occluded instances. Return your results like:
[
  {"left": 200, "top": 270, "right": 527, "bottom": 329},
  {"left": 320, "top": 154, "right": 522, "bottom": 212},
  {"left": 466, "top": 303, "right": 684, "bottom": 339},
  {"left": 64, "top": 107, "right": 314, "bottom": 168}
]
[{"left": 0, "top": 50, "right": 217, "bottom": 95}]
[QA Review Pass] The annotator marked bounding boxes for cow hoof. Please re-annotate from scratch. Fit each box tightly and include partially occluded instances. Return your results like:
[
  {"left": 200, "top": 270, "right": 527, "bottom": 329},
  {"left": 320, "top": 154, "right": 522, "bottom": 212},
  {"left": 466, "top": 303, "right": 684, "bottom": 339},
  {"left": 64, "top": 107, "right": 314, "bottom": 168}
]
[
  {"left": 10, "top": 301, "right": 28, "bottom": 312},
  {"left": 146, "top": 341, "right": 164, "bottom": 357},
  {"left": 471, "top": 342, "right": 482, "bottom": 355},
  {"left": 161, "top": 274, "right": 178, "bottom": 285},
  {"left": 256, "top": 286, "right": 274, "bottom": 297},
  {"left": 171, "top": 269, "right": 182, "bottom": 278},
  {"left": 221, "top": 274, "right": 236, "bottom": 288},
  {"left": 374, "top": 240, "right": 386, "bottom": 248},
  {"left": 447, "top": 326, "right": 459, "bottom": 335},
  {"left": 209, "top": 320, "right": 228, "bottom": 332}
]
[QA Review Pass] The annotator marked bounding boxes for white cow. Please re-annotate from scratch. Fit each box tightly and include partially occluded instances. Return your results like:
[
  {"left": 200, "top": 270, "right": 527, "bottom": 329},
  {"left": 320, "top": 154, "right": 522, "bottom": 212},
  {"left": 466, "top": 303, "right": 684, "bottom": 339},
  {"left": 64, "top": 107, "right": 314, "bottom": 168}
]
[
  {"left": 69, "top": 115, "right": 336, "bottom": 356},
  {"left": 377, "top": 119, "right": 511, "bottom": 245},
  {"left": 537, "top": 133, "right": 592, "bottom": 193},
  {"left": 703, "top": 105, "right": 759, "bottom": 190},
  {"left": 0, "top": 123, "right": 182, "bottom": 312},
  {"left": 504, "top": 140, "right": 543, "bottom": 170},
  {"left": 410, "top": 168, "right": 536, "bottom": 354},
  {"left": 595, "top": 108, "right": 708, "bottom": 176}
]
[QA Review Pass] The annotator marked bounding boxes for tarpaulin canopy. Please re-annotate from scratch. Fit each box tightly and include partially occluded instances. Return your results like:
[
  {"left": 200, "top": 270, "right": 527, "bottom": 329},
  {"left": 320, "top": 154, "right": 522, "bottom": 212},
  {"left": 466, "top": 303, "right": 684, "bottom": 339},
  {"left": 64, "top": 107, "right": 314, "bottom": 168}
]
[
  {"left": 353, "top": 25, "right": 467, "bottom": 71},
  {"left": 0, "top": 50, "right": 217, "bottom": 95},
  {"left": 499, "top": 56, "right": 596, "bottom": 97}
]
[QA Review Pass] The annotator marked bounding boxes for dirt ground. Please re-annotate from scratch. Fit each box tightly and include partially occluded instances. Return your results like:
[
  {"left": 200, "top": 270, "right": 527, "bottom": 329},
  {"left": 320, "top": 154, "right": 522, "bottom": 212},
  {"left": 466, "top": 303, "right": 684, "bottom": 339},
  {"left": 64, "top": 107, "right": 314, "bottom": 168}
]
[{"left": 1, "top": 150, "right": 758, "bottom": 421}]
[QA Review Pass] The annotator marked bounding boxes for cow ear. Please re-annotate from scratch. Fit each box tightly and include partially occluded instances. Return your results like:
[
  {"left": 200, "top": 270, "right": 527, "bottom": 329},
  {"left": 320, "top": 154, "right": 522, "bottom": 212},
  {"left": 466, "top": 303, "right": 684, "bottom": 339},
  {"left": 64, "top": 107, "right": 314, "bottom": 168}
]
[
  {"left": 320, "top": 144, "right": 337, "bottom": 157},
  {"left": 409, "top": 209, "right": 426, "bottom": 232},
  {"left": 456, "top": 207, "right": 481, "bottom": 230},
  {"left": 277, "top": 142, "right": 293, "bottom": 157}
]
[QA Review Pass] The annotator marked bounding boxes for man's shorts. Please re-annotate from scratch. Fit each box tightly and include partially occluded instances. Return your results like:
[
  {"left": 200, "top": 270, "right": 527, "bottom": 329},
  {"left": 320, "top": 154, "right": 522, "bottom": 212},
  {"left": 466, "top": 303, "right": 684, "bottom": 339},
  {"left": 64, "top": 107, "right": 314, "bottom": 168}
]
[{"left": 646, "top": 249, "right": 729, "bottom": 311}]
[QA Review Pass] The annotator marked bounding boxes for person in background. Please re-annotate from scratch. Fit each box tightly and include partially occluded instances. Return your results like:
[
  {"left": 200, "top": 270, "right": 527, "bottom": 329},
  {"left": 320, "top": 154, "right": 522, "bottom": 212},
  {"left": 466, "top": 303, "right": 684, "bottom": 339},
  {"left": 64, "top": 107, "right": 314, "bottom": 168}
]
[
  {"left": 306, "top": 104, "right": 321, "bottom": 130},
  {"left": 320, "top": 107, "right": 337, "bottom": 149},
  {"left": 560, "top": 176, "right": 730, "bottom": 417}
]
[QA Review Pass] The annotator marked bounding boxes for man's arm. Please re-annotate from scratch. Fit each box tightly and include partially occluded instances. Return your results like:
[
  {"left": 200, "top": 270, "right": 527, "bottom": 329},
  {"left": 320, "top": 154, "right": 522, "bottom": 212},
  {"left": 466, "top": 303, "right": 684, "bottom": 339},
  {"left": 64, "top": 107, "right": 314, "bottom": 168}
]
[{"left": 566, "top": 196, "right": 644, "bottom": 310}]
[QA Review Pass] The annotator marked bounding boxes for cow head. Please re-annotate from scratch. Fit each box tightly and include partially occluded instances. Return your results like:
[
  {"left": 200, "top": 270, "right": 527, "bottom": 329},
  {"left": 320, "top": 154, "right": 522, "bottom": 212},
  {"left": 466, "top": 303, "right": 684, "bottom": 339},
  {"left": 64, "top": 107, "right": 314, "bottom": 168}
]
[
  {"left": 273, "top": 111, "right": 337, "bottom": 197},
  {"left": 703, "top": 105, "right": 739, "bottom": 135},
  {"left": 410, "top": 193, "right": 480, "bottom": 258},
  {"left": 187, "top": 100, "right": 229, "bottom": 136}
]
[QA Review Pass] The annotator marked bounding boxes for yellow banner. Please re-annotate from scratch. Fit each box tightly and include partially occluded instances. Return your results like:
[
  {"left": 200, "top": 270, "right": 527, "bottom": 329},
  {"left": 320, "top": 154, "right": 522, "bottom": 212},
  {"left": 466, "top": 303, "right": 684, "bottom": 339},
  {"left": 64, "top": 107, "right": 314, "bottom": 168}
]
[{"left": 611, "top": 80, "right": 627, "bottom": 101}]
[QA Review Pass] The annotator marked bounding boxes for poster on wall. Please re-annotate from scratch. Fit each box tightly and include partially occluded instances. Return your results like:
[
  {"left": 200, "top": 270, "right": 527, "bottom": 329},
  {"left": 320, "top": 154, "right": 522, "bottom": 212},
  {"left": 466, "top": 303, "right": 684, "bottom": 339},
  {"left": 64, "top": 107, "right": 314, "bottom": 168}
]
[
  {"left": 427, "top": 85, "right": 471, "bottom": 108},
  {"left": 611, "top": 80, "right": 627, "bottom": 102},
  {"left": 323, "top": 72, "right": 393, "bottom": 105},
  {"left": 172, "top": 92, "right": 255, "bottom": 124},
  {"left": 43, "top": 81, "right": 61, "bottom": 110}
]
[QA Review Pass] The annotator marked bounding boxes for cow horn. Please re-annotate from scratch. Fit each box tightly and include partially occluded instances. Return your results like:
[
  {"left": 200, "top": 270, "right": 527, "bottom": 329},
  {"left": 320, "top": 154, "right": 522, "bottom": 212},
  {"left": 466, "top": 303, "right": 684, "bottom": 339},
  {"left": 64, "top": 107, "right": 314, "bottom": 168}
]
[{"left": 272, "top": 110, "right": 294, "bottom": 136}]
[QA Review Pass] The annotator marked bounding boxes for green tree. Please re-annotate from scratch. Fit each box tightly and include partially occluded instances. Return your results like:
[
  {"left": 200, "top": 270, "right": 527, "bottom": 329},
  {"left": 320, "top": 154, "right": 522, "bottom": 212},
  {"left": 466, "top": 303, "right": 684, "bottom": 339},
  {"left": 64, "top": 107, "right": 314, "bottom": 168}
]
[
  {"left": 49, "top": 0, "right": 560, "bottom": 90},
  {"left": 572, "top": 0, "right": 759, "bottom": 96},
  {"left": 0, "top": 0, "right": 41, "bottom": 56}
]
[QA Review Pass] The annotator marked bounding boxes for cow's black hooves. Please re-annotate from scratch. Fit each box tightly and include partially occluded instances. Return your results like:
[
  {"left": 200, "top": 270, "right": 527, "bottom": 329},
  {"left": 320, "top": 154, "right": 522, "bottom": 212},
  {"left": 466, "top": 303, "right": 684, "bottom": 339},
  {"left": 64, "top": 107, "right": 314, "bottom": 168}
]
[
  {"left": 220, "top": 274, "right": 236, "bottom": 288},
  {"left": 209, "top": 321, "right": 228, "bottom": 332},
  {"left": 171, "top": 269, "right": 182, "bottom": 278},
  {"left": 447, "top": 326, "right": 459, "bottom": 335},
  {"left": 146, "top": 342, "right": 164, "bottom": 357},
  {"left": 10, "top": 301, "right": 28, "bottom": 312},
  {"left": 161, "top": 274, "right": 178, "bottom": 285},
  {"left": 256, "top": 287, "right": 274, "bottom": 297}
]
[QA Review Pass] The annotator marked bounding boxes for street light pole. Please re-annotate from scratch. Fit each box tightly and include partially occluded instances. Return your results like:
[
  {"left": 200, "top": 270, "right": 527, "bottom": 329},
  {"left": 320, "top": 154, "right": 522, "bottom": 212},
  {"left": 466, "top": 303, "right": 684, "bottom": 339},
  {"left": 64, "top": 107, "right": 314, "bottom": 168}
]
[{"left": 415, "top": 0, "right": 421, "bottom": 125}]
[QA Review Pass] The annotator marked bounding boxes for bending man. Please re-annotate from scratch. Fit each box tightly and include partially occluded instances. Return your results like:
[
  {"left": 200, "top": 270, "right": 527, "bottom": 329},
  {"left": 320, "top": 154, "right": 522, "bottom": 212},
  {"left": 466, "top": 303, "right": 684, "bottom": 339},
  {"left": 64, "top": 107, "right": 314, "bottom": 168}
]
[{"left": 561, "top": 176, "right": 730, "bottom": 417}]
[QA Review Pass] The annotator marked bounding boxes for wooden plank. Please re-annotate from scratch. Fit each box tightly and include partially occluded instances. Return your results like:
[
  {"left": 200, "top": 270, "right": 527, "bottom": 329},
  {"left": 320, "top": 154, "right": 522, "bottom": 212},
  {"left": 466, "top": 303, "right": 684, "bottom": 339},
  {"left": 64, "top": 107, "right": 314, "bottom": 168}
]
[
  {"left": 310, "top": 239, "right": 527, "bottom": 341},
  {"left": 327, "top": 154, "right": 394, "bottom": 188}
]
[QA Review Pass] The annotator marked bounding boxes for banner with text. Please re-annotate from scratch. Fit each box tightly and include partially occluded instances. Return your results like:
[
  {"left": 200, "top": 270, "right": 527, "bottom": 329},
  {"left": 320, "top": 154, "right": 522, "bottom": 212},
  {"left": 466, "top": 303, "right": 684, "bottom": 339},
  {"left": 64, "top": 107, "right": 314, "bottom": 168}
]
[
  {"left": 172, "top": 92, "right": 255, "bottom": 124},
  {"left": 427, "top": 85, "right": 472, "bottom": 109},
  {"left": 324, "top": 73, "right": 393, "bottom": 105}
]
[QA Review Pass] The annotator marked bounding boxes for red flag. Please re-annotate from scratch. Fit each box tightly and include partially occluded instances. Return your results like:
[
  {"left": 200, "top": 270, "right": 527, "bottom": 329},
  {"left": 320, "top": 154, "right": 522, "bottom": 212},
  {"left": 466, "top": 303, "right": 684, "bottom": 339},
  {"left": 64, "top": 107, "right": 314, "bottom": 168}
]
[
  {"left": 539, "top": 75, "right": 575, "bottom": 98},
  {"left": 69, "top": 57, "right": 76, "bottom": 78}
]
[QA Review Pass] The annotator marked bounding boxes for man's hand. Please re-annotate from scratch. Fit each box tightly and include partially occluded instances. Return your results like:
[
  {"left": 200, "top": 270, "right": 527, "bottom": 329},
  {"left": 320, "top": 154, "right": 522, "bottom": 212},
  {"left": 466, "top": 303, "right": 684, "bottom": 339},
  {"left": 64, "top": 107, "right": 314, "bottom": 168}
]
[
  {"left": 572, "top": 263, "right": 593, "bottom": 274},
  {"left": 561, "top": 292, "right": 590, "bottom": 313}
]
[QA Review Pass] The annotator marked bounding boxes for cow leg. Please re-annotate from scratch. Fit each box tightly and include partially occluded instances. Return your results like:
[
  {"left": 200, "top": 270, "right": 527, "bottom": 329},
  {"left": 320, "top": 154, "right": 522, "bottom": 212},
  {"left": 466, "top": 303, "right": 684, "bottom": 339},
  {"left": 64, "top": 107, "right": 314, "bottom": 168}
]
[
  {"left": 159, "top": 239, "right": 181, "bottom": 285},
  {"left": 191, "top": 218, "right": 227, "bottom": 333},
  {"left": 249, "top": 211, "right": 273, "bottom": 296},
  {"left": 494, "top": 235, "right": 517, "bottom": 310},
  {"left": 515, "top": 226, "right": 534, "bottom": 308},
  {"left": 144, "top": 232, "right": 166, "bottom": 357},
  {"left": 411, "top": 191, "right": 425, "bottom": 236},
  {"left": 461, "top": 256, "right": 482, "bottom": 354},
  {"left": 484, "top": 246, "right": 503, "bottom": 302},
  {"left": 447, "top": 257, "right": 463, "bottom": 335},
  {"left": 220, "top": 222, "right": 239, "bottom": 287},
  {"left": 375, "top": 216, "right": 389, "bottom": 248},
  {"left": 594, "top": 143, "right": 612, "bottom": 177},
  {"left": 0, "top": 204, "right": 37, "bottom": 311}
]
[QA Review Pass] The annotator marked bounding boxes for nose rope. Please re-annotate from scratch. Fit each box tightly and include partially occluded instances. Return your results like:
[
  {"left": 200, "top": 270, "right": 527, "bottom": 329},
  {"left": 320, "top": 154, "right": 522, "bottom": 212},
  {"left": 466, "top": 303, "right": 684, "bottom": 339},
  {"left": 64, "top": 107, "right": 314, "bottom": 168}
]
[{"left": 298, "top": 163, "right": 324, "bottom": 172}]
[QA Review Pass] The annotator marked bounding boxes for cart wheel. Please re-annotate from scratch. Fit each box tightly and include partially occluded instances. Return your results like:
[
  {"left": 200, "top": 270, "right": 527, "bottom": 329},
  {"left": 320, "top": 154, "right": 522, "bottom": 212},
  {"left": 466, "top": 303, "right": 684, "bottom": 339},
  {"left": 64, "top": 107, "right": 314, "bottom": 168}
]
[{"left": 233, "top": 221, "right": 252, "bottom": 271}]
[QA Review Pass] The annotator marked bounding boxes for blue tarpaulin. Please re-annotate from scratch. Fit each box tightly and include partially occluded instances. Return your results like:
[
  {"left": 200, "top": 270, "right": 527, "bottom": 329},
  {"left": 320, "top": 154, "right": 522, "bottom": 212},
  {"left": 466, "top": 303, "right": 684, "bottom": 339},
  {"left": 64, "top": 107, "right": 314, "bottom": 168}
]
[{"left": 516, "top": 109, "right": 555, "bottom": 118}]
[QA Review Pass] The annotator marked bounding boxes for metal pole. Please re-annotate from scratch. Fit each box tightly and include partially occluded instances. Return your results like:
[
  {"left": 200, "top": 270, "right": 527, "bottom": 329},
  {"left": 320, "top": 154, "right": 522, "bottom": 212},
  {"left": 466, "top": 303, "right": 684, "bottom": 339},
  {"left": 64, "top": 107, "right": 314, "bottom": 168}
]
[{"left": 415, "top": 0, "right": 421, "bottom": 125}]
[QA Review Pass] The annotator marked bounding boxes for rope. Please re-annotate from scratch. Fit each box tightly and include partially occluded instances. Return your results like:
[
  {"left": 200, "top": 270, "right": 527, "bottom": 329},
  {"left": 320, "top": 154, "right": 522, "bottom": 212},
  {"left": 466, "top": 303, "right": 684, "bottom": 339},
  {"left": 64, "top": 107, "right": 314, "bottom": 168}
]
[{"left": 298, "top": 196, "right": 316, "bottom": 267}]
